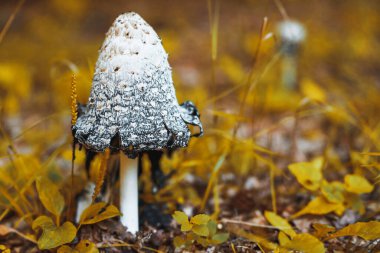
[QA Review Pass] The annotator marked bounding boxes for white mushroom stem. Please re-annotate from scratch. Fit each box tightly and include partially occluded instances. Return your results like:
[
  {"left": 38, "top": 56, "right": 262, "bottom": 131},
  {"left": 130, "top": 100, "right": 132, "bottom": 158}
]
[
  {"left": 282, "top": 56, "right": 298, "bottom": 90},
  {"left": 120, "top": 153, "right": 139, "bottom": 233},
  {"left": 75, "top": 182, "right": 95, "bottom": 223}
]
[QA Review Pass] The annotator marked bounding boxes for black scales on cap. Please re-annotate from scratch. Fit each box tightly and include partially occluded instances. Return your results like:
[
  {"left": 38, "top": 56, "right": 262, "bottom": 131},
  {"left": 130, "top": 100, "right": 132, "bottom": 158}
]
[{"left": 73, "top": 12, "right": 203, "bottom": 158}]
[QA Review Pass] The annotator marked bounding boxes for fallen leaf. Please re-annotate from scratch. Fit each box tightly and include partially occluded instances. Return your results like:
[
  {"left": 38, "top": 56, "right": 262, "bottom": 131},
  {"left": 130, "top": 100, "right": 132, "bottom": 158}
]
[
  {"left": 312, "top": 223, "right": 335, "bottom": 239},
  {"left": 321, "top": 180, "right": 345, "bottom": 204},
  {"left": 278, "top": 231, "right": 291, "bottom": 246},
  {"left": 282, "top": 233, "right": 325, "bottom": 253},
  {"left": 230, "top": 227, "right": 278, "bottom": 250},
  {"left": 75, "top": 240, "right": 99, "bottom": 253},
  {"left": 36, "top": 177, "right": 65, "bottom": 218},
  {"left": 288, "top": 157, "right": 323, "bottom": 191},
  {"left": 173, "top": 236, "right": 186, "bottom": 248},
  {"left": 344, "top": 174, "right": 374, "bottom": 194},
  {"left": 345, "top": 193, "right": 365, "bottom": 214},
  {"left": 330, "top": 221, "right": 380, "bottom": 240},
  {"left": 79, "top": 202, "right": 120, "bottom": 225},
  {"left": 57, "top": 245, "right": 79, "bottom": 253},
  {"left": 301, "top": 79, "right": 326, "bottom": 103},
  {"left": 264, "top": 211, "right": 296, "bottom": 238},
  {"left": 32, "top": 216, "right": 77, "bottom": 250},
  {"left": 292, "top": 196, "right": 345, "bottom": 218}
]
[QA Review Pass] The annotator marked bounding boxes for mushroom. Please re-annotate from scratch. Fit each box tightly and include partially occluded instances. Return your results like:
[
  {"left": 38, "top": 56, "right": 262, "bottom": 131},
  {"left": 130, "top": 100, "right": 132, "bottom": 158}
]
[
  {"left": 276, "top": 20, "right": 306, "bottom": 90},
  {"left": 72, "top": 12, "right": 203, "bottom": 233}
]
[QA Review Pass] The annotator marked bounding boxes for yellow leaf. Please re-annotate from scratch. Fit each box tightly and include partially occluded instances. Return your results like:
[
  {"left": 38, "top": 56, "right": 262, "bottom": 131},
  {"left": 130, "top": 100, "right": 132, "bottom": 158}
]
[
  {"left": 181, "top": 221, "right": 193, "bottom": 232},
  {"left": 292, "top": 196, "right": 345, "bottom": 218},
  {"left": 219, "top": 55, "right": 245, "bottom": 84},
  {"left": 321, "top": 180, "right": 345, "bottom": 204},
  {"left": 0, "top": 63, "right": 31, "bottom": 98},
  {"left": 301, "top": 79, "right": 326, "bottom": 103},
  {"left": 330, "top": 221, "right": 380, "bottom": 240},
  {"left": 0, "top": 245, "right": 10, "bottom": 253},
  {"left": 57, "top": 246, "right": 79, "bottom": 253},
  {"left": 75, "top": 240, "right": 99, "bottom": 253},
  {"left": 312, "top": 223, "right": 335, "bottom": 239},
  {"left": 172, "top": 211, "right": 189, "bottom": 225},
  {"left": 278, "top": 231, "right": 291, "bottom": 246},
  {"left": 230, "top": 227, "right": 278, "bottom": 250},
  {"left": 36, "top": 177, "right": 65, "bottom": 217},
  {"left": 282, "top": 233, "right": 325, "bottom": 253},
  {"left": 324, "top": 105, "right": 356, "bottom": 125},
  {"left": 264, "top": 211, "right": 296, "bottom": 238},
  {"left": 32, "top": 216, "right": 77, "bottom": 250},
  {"left": 192, "top": 224, "right": 209, "bottom": 237},
  {"left": 173, "top": 236, "right": 186, "bottom": 248},
  {"left": 288, "top": 157, "right": 323, "bottom": 191},
  {"left": 345, "top": 193, "right": 365, "bottom": 214},
  {"left": 344, "top": 174, "right": 374, "bottom": 194},
  {"left": 190, "top": 214, "right": 211, "bottom": 225},
  {"left": 79, "top": 202, "right": 120, "bottom": 225}
]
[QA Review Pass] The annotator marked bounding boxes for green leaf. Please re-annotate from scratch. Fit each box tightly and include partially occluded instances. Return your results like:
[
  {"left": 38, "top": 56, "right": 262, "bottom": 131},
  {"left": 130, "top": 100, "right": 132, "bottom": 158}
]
[
  {"left": 207, "top": 220, "right": 217, "bottom": 237},
  {"left": 79, "top": 202, "right": 120, "bottom": 225},
  {"left": 192, "top": 224, "right": 209, "bottom": 237},
  {"left": 211, "top": 233, "right": 229, "bottom": 244},
  {"left": 190, "top": 214, "right": 210, "bottom": 225},
  {"left": 172, "top": 211, "right": 189, "bottom": 225},
  {"left": 32, "top": 216, "right": 77, "bottom": 250},
  {"left": 36, "top": 177, "right": 64, "bottom": 217},
  {"left": 321, "top": 180, "right": 345, "bottom": 204},
  {"left": 330, "top": 221, "right": 380, "bottom": 240},
  {"left": 264, "top": 211, "right": 296, "bottom": 238}
]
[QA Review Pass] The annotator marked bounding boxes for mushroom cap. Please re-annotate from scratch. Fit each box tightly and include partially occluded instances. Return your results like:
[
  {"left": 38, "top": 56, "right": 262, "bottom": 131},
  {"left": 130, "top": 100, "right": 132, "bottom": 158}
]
[
  {"left": 73, "top": 12, "right": 202, "bottom": 158},
  {"left": 276, "top": 20, "right": 306, "bottom": 55},
  {"left": 277, "top": 20, "right": 306, "bottom": 44}
]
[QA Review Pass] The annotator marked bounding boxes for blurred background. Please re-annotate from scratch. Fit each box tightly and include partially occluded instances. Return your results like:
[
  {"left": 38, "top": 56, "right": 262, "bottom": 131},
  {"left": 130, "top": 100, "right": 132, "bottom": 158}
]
[{"left": 1, "top": 0, "right": 380, "bottom": 234}]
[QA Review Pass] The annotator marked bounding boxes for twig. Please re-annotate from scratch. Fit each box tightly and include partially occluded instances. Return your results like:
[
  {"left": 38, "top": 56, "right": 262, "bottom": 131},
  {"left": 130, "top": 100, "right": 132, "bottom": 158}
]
[
  {"left": 99, "top": 243, "right": 164, "bottom": 253},
  {"left": 222, "top": 218, "right": 292, "bottom": 230}
]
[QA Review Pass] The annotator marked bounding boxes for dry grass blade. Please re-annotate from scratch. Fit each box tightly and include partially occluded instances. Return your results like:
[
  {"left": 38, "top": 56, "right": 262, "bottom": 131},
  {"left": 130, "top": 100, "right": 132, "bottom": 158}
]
[
  {"left": 92, "top": 149, "right": 110, "bottom": 202},
  {"left": 200, "top": 154, "right": 226, "bottom": 211},
  {"left": 0, "top": 0, "right": 26, "bottom": 45}
]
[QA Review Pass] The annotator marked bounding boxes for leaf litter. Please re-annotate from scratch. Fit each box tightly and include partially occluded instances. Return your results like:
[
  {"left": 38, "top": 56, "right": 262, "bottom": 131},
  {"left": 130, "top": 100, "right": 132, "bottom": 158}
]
[{"left": 1, "top": 0, "right": 380, "bottom": 252}]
